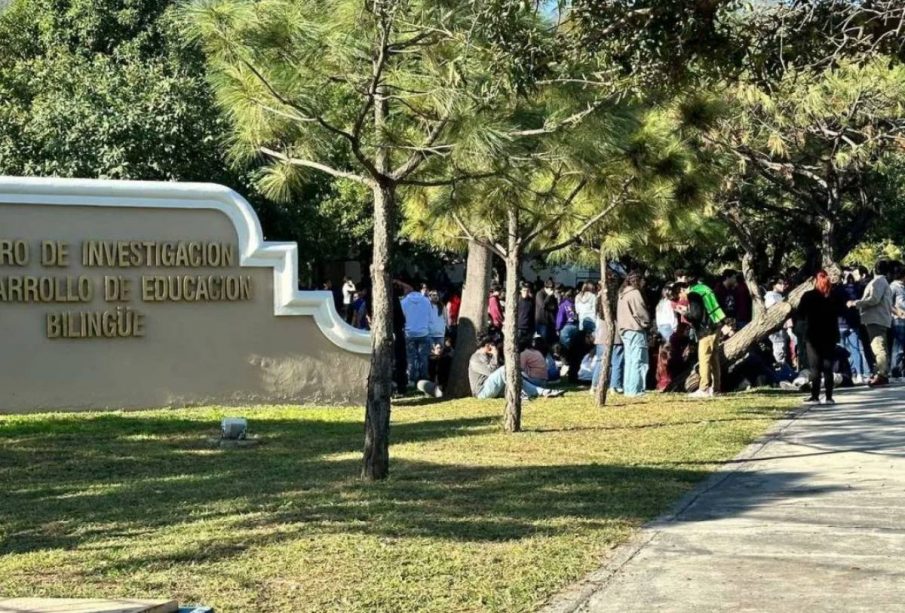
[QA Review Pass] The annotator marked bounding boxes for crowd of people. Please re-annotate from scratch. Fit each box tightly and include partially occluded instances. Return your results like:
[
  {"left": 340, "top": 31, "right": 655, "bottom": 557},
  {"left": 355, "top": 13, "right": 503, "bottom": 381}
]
[{"left": 327, "top": 258, "right": 905, "bottom": 404}]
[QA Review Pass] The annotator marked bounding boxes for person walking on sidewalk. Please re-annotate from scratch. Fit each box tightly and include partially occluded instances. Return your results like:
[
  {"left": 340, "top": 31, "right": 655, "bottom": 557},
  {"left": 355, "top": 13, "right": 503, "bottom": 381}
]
[
  {"left": 799, "top": 271, "right": 845, "bottom": 405},
  {"left": 849, "top": 260, "right": 894, "bottom": 387},
  {"left": 616, "top": 272, "right": 651, "bottom": 397}
]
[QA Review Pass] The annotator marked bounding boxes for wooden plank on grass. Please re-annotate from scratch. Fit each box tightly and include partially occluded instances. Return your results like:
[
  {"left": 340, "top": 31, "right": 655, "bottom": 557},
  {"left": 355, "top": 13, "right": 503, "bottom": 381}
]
[{"left": 0, "top": 598, "right": 179, "bottom": 613}]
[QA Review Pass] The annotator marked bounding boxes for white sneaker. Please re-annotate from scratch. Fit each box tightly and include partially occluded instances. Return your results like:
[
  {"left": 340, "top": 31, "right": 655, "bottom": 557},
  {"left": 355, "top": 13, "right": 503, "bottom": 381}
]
[
  {"left": 852, "top": 374, "right": 863, "bottom": 385},
  {"left": 689, "top": 388, "right": 713, "bottom": 399}
]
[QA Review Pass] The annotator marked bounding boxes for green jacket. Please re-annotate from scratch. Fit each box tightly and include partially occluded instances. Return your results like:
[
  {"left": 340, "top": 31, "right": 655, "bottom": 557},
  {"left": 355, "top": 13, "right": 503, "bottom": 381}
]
[{"left": 689, "top": 283, "right": 727, "bottom": 329}]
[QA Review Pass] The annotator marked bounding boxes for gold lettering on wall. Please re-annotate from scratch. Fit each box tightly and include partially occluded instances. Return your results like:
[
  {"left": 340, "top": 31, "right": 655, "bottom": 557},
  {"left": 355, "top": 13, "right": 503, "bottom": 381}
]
[{"left": 0, "top": 239, "right": 252, "bottom": 340}]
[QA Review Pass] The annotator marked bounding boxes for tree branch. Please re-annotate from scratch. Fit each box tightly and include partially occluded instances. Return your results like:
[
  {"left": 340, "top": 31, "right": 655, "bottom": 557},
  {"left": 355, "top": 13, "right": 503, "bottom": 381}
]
[{"left": 260, "top": 147, "right": 375, "bottom": 187}]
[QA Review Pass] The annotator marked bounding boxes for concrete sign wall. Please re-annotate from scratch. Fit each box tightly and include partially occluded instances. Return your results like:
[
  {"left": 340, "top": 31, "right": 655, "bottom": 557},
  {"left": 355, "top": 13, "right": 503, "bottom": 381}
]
[{"left": 0, "top": 177, "right": 371, "bottom": 413}]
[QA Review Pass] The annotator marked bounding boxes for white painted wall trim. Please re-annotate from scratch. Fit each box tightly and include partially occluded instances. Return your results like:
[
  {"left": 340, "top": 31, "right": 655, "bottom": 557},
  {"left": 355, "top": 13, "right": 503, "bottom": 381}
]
[{"left": 0, "top": 176, "right": 373, "bottom": 354}]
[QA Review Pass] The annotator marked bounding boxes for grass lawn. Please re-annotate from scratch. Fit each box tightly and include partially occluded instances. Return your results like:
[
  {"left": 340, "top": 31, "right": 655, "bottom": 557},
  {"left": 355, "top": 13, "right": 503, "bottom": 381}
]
[{"left": 0, "top": 391, "right": 796, "bottom": 612}]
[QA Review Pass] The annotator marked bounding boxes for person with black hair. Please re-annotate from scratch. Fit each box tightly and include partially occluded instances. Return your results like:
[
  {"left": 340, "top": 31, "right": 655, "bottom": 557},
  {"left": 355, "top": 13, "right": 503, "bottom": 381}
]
[
  {"left": 517, "top": 282, "right": 535, "bottom": 345},
  {"left": 890, "top": 263, "right": 905, "bottom": 378},
  {"left": 764, "top": 276, "right": 788, "bottom": 366},
  {"left": 849, "top": 259, "right": 893, "bottom": 386},
  {"left": 678, "top": 279, "right": 733, "bottom": 397},
  {"left": 616, "top": 272, "right": 651, "bottom": 396},
  {"left": 713, "top": 269, "right": 739, "bottom": 323},
  {"left": 488, "top": 283, "right": 504, "bottom": 332},
  {"left": 467, "top": 334, "right": 563, "bottom": 399}
]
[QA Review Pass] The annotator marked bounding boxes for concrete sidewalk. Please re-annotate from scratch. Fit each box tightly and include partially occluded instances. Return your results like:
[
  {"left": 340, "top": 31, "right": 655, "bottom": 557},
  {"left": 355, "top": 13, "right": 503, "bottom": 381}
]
[{"left": 544, "top": 386, "right": 905, "bottom": 613}]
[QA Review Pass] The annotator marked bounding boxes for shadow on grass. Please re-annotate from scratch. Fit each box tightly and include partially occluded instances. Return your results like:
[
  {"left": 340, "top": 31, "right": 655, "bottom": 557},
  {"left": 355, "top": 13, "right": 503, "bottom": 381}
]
[{"left": 0, "top": 406, "right": 827, "bottom": 572}]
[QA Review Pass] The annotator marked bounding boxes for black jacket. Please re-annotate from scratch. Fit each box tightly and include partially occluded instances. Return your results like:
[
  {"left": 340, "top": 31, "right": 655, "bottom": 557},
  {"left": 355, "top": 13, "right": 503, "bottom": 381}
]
[{"left": 518, "top": 296, "right": 535, "bottom": 330}]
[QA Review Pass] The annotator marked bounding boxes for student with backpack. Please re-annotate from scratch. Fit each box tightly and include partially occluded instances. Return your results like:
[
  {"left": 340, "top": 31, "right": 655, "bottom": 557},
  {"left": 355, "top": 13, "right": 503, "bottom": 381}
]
[{"left": 678, "top": 279, "right": 733, "bottom": 398}]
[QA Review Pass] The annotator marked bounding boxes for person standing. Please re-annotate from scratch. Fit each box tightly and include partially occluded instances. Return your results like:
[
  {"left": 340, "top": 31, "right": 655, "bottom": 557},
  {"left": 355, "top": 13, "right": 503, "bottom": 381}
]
[
  {"left": 516, "top": 282, "right": 535, "bottom": 345},
  {"left": 655, "top": 284, "right": 678, "bottom": 343},
  {"left": 616, "top": 273, "right": 651, "bottom": 397},
  {"left": 341, "top": 276, "right": 357, "bottom": 323},
  {"left": 555, "top": 288, "right": 577, "bottom": 335},
  {"left": 850, "top": 260, "right": 893, "bottom": 386},
  {"left": 840, "top": 272, "right": 869, "bottom": 383},
  {"left": 680, "top": 279, "right": 732, "bottom": 398},
  {"left": 488, "top": 283, "right": 504, "bottom": 333},
  {"left": 446, "top": 286, "right": 461, "bottom": 342},
  {"left": 427, "top": 289, "right": 447, "bottom": 349},
  {"left": 889, "top": 264, "right": 905, "bottom": 378},
  {"left": 798, "top": 271, "right": 845, "bottom": 404},
  {"left": 734, "top": 272, "right": 753, "bottom": 329},
  {"left": 575, "top": 281, "right": 598, "bottom": 333},
  {"left": 401, "top": 282, "right": 433, "bottom": 384},
  {"left": 713, "top": 269, "right": 739, "bottom": 325},
  {"left": 534, "top": 281, "right": 551, "bottom": 340},
  {"left": 764, "top": 277, "right": 788, "bottom": 365},
  {"left": 590, "top": 313, "right": 625, "bottom": 394}
]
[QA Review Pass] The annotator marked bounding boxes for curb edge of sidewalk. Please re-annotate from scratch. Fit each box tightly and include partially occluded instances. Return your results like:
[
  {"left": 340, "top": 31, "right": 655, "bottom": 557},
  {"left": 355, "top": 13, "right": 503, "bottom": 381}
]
[{"left": 537, "top": 399, "right": 816, "bottom": 613}]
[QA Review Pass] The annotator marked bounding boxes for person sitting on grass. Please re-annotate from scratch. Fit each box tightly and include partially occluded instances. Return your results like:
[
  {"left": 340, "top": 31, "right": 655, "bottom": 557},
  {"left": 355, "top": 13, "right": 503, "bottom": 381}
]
[
  {"left": 520, "top": 337, "right": 549, "bottom": 385},
  {"left": 469, "top": 334, "right": 564, "bottom": 399}
]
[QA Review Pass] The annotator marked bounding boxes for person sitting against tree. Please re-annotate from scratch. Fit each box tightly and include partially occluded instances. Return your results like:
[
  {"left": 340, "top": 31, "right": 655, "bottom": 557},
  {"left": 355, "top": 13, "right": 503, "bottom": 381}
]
[
  {"left": 799, "top": 270, "right": 845, "bottom": 404},
  {"left": 468, "top": 334, "right": 564, "bottom": 399},
  {"left": 678, "top": 278, "right": 733, "bottom": 398}
]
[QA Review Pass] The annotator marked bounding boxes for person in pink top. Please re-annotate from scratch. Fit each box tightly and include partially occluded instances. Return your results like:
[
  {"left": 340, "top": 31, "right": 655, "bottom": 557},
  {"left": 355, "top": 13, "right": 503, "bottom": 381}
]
[{"left": 488, "top": 283, "right": 504, "bottom": 331}]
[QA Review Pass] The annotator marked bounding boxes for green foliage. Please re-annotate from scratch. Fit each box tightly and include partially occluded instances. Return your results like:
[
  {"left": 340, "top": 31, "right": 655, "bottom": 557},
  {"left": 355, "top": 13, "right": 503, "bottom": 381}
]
[{"left": 0, "top": 0, "right": 228, "bottom": 181}]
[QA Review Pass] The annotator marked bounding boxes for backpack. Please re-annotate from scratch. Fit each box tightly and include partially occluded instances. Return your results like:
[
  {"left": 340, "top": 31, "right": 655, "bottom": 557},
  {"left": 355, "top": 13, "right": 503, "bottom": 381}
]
[{"left": 685, "top": 292, "right": 710, "bottom": 330}]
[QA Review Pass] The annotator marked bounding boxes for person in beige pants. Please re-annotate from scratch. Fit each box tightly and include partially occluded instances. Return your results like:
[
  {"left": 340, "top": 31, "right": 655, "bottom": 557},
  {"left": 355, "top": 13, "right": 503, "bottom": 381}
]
[{"left": 850, "top": 260, "right": 893, "bottom": 386}]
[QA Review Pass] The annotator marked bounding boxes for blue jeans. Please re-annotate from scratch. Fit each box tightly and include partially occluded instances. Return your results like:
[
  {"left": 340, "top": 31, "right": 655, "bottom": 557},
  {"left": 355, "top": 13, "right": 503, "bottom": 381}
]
[
  {"left": 406, "top": 335, "right": 431, "bottom": 383},
  {"left": 621, "top": 330, "right": 648, "bottom": 396},
  {"left": 591, "top": 343, "right": 625, "bottom": 390},
  {"left": 477, "top": 366, "right": 546, "bottom": 399},
  {"left": 840, "top": 329, "right": 867, "bottom": 377},
  {"left": 892, "top": 322, "right": 905, "bottom": 376}
]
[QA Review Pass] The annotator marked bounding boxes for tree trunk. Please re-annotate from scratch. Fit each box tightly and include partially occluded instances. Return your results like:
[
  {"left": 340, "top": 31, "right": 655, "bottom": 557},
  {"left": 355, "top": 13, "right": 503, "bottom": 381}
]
[
  {"left": 595, "top": 251, "right": 616, "bottom": 407},
  {"left": 502, "top": 208, "right": 523, "bottom": 433},
  {"left": 679, "top": 279, "right": 814, "bottom": 391},
  {"left": 362, "top": 182, "right": 395, "bottom": 481},
  {"left": 446, "top": 240, "right": 492, "bottom": 398},
  {"left": 362, "top": 82, "right": 393, "bottom": 482},
  {"left": 741, "top": 250, "right": 765, "bottom": 320}
]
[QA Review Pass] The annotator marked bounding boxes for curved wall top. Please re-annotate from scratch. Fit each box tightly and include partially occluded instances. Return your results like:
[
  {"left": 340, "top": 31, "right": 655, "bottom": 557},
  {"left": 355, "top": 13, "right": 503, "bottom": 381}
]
[{"left": 0, "top": 176, "right": 372, "bottom": 355}]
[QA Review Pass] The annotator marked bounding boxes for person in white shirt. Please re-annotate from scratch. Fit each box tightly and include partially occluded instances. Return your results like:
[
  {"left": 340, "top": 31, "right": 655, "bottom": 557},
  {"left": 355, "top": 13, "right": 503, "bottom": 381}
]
[
  {"left": 764, "top": 276, "right": 787, "bottom": 365},
  {"left": 574, "top": 282, "right": 598, "bottom": 332},
  {"left": 341, "top": 276, "right": 357, "bottom": 323},
  {"left": 400, "top": 283, "right": 433, "bottom": 383},
  {"left": 655, "top": 285, "right": 678, "bottom": 342},
  {"left": 427, "top": 289, "right": 447, "bottom": 349}
]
